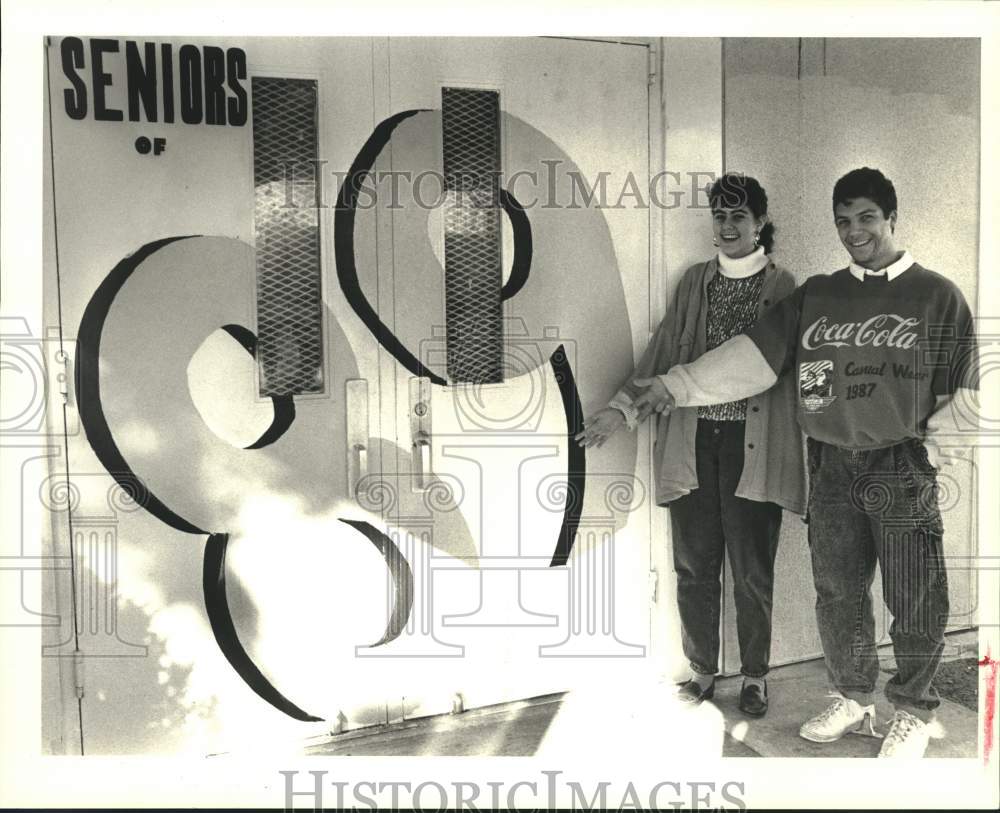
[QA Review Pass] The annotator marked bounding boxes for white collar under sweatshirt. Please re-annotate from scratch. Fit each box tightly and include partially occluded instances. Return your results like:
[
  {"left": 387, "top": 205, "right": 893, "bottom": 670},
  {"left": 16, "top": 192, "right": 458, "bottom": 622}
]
[{"left": 848, "top": 250, "right": 914, "bottom": 282}]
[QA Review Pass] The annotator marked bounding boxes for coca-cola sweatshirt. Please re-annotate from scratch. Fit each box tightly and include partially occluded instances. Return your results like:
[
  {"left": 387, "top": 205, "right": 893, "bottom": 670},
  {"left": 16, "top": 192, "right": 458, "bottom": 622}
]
[{"left": 660, "top": 254, "right": 979, "bottom": 449}]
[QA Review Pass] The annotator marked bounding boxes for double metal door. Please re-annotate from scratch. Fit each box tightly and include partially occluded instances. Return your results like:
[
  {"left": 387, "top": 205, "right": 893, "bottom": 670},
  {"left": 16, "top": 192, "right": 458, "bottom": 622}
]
[
  {"left": 362, "top": 38, "right": 654, "bottom": 722},
  {"left": 43, "top": 35, "right": 655, "bottom": 754}
]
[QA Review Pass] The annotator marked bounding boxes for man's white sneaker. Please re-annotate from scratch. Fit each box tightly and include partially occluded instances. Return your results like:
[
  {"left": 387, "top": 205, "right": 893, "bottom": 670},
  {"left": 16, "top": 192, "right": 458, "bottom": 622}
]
[
  {"left": 799, "top": 694, "right": 879, "bottom": 743},
  {"left": 877, "top": 710, "right": 930, "bottom": 758}
]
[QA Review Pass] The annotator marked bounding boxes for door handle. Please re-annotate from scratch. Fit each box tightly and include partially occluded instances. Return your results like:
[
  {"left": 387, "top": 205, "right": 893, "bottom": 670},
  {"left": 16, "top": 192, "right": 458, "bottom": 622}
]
[
  {"left": 412, "top": 430, "right": 431, "bottom": 491},
  {"left": 410, "top": 377, "right": 432, "bottom": 492},
  {"left": 346, "top": 379, "right": 370, "bottom": 498},
  {"left": 353, "top": 443, "right": 368, "bottom": 493}
]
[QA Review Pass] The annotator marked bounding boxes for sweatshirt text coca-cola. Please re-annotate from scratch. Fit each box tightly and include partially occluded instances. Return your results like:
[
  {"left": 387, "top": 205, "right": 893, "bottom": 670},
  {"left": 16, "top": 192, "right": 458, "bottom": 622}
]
[{"left": 661, "top": 262, "right": 978, "bottom": 449}]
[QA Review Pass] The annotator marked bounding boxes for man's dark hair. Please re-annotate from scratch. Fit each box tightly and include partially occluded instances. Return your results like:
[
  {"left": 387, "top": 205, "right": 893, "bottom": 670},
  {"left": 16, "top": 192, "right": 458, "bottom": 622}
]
[{"left": 832, "top": 167, "right": 898, "bottom": 218}]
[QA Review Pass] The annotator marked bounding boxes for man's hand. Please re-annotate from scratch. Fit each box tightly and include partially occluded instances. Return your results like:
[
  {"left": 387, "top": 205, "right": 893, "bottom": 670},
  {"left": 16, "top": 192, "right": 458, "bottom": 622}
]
[
  {"left": 632, "top": 377, "right": 676, "bottom": 417},
  {"left": 575, "top": 407, "right": 626, "bottom": 448},
  {"left": 923, "top": 434, "right": 952, "bottom": 471}
]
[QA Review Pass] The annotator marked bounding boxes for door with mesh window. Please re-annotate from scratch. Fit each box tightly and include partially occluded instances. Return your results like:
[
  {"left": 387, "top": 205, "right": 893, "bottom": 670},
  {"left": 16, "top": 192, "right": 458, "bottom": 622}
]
[
  {"left": 42, "top": 36, "right": 400, "bottom": 754},
  {"left": 349, "top": 37, "right": 656, "bottom": 722}
]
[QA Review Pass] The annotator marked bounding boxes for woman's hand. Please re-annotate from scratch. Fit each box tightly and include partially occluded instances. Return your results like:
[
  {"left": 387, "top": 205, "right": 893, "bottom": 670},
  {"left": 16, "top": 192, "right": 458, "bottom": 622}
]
[
  {"left": 632, "top": 377, "right": 676, "bottom": 417},
  {"left": 575, "top": 407, "right": 626, "bottom": 448}
]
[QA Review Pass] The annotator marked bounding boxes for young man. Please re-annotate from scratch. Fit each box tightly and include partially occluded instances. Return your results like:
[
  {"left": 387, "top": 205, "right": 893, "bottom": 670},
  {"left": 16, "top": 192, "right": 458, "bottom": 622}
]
[{"left": 635, "top": 167, "right": 979, "bottom": 758}]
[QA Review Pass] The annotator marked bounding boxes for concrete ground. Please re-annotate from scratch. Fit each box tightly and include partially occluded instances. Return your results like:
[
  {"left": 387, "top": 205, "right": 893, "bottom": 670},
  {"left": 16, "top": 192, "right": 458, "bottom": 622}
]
[
  {"left": 302, "top": 689, "right": 759, "bottom": 758},
  {"left": 303, "top": 630, "right": 979, "bottom": 758},
  {"left": 716, "top": 645, "right": 978, "bottom": 758}
]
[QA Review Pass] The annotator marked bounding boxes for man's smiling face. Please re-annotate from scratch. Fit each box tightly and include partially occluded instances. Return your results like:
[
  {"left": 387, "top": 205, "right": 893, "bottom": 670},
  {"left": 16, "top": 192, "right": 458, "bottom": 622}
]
[{"left": 834, "top": 196, "right": 898, "bottom": 270}]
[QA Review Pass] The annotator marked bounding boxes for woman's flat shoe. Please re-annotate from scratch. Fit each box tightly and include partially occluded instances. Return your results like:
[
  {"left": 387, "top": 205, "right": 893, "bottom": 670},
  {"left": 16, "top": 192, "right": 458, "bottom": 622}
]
[
  {"left": 738, "top": 681, "right": 768, "bottom": 717},
  {"left": 676, "top": 679, "right": 715, "bottom": 705}
]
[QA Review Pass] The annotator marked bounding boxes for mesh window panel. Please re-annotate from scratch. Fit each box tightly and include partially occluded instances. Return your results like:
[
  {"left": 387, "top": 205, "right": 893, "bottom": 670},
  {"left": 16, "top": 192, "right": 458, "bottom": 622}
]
[
  {"left": 442, "top": 87, "right": 503, "bottom": 384},
  {"left": 252, "top": 77, "right": 324, "bottom": 396}
]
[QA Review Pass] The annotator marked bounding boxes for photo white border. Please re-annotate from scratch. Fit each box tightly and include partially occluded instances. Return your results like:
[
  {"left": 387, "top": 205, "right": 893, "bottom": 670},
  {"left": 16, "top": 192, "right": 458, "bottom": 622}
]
[{"left": 2, "top": 1, "right": 999, "bottom": 809}]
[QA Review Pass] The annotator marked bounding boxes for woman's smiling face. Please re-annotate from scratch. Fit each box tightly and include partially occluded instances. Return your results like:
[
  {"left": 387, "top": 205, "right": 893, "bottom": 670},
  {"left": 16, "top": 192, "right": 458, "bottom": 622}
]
[{"left": 712, "top": 205, "right": 764, "bottom": 259}]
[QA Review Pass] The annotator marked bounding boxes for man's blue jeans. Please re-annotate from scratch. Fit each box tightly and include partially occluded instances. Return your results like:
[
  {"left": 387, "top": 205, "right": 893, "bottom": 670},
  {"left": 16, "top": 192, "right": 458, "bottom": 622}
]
[{"left": 806, "top": 436, "right": 949, "bottom": 722}]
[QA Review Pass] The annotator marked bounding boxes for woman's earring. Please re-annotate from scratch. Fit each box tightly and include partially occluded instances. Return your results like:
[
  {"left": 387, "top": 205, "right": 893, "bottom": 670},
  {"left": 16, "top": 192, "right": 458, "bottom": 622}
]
[
  {"left": 753, "top": 231, "right": 760, "bottom": 247},
  {"left": 712, "top": 237, "right": 719, "bottom": 247}
]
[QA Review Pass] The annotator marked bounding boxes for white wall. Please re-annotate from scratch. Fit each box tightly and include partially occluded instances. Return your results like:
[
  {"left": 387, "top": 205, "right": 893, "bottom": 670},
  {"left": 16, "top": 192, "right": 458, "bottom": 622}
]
[{"left": 724, "top": 37, "right": 979, "bottom": 304}]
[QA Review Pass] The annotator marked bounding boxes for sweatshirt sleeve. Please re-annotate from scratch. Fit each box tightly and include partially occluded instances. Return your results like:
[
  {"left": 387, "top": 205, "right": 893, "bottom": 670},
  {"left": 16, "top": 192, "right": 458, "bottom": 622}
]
[
  {"left": 744, "top": 279, "right": 807, "bottom": 379},
  {"left": 925, "top": 389, "right": 980, "bottom": 438},
  {"left": 931, "top": 283, "right": 979, "bottom": 396},
  {"left": 659, "top": 335, "right": 778, "bottom": 406},
  {"left": 659, "top": 277, "right": 805, "bottom": 408},
  {"left": 925, "top": 283, "right": 979, "bottom": 438}
]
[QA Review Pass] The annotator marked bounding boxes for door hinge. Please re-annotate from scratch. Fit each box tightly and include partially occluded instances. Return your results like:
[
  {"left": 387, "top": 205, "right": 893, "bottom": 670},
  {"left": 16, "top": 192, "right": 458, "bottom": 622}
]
[
  {"left": 648, "top": 46, "right": 658, "bottom": 86},
  {"left": 56, "top": 348, "right": 71, "bottom": 405},
  {"left": 648, "top": 569, "right": 659, "bottom": 603},
  {"left": 73, "top": 648, "right": 85, "bottom": 699}
]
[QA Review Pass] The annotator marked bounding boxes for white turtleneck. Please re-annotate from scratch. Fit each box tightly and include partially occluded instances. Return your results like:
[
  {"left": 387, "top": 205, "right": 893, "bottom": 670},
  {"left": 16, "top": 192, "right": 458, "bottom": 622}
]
[{"left": 717, "top": 245, "right": 768, "bottom": 279}]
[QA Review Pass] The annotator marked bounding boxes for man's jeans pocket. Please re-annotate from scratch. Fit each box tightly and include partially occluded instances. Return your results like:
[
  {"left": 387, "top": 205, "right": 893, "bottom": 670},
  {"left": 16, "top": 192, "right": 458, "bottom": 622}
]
[{"left": 895, "top": 439, "right": 945, "bottom": 536}]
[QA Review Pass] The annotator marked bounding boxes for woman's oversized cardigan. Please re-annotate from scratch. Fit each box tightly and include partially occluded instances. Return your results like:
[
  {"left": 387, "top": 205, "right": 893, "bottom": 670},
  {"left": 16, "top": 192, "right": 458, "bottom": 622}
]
[{"left": 615, "top": 257, "right": 807, "bottom": 515}]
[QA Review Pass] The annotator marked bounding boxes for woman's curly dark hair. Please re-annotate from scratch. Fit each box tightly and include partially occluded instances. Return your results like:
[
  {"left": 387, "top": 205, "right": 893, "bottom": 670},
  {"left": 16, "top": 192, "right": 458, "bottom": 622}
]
[{"left": 709, "top": 172, "right": 775, "bottom": 254}]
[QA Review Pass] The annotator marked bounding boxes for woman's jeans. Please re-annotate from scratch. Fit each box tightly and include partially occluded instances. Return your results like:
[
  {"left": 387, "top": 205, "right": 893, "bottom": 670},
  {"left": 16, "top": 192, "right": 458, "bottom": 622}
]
[
  {"left": 669, "top": 419, "right": 783, "bottom": 678},
  {"left": 805, "top": 437, "right": 949, "bottom": 722}
]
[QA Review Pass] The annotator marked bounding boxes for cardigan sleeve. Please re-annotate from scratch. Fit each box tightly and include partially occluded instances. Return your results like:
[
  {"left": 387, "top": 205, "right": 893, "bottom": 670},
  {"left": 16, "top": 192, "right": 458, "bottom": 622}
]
[
  {"left": 612, "top": 264, "right": 699, "bottom": 406},
  {"left": 770, "top": 266, "right": 797, "bottom": 306}
]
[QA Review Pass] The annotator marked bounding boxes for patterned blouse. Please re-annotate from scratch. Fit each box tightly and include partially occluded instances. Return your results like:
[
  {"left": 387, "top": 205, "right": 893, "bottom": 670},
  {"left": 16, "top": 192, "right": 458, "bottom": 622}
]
[{"left": 698, "top": 269, "right": 766, "bottom": 421}]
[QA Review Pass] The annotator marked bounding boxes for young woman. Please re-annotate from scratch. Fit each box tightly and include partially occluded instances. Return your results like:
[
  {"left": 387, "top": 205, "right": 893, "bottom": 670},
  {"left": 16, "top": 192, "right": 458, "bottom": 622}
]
[{"left": 576, "top": 173, "right": 805, "bottom": 717}]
